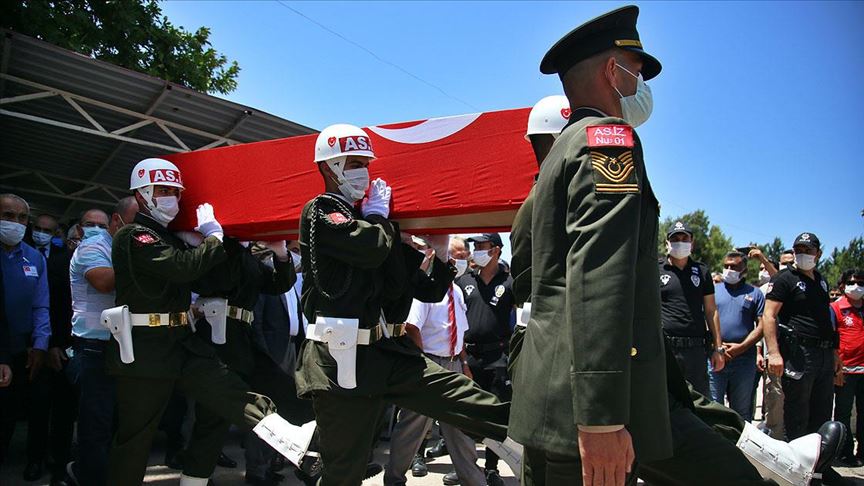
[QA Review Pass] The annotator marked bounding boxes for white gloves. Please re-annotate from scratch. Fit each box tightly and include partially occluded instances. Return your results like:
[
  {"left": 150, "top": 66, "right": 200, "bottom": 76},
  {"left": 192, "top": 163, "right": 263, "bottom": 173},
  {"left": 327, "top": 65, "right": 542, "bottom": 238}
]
[
  {"left": 264, "top": 240, "right": 289, "bottom": 262},
  {"left": 194, "top": 203, "right": 223, "bottom": 241},
  {"left": 175, "top": 231, "right": 204, "bottom": 247},
  {"left": 361, "top": 178, "right": 391, "bottom": 219}
]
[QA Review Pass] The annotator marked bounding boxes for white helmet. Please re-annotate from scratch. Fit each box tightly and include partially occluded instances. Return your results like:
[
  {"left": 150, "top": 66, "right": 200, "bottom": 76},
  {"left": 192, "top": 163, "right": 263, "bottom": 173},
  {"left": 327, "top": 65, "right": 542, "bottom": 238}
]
[
  {"left": 526, "top": 95, "right": 570, "bottom": 140},
  {"left": 314, "top": 124, "right": 375, "bottom": 163},
  {"left": 130, "top": 158, "right": 185, "bottom": 191}
]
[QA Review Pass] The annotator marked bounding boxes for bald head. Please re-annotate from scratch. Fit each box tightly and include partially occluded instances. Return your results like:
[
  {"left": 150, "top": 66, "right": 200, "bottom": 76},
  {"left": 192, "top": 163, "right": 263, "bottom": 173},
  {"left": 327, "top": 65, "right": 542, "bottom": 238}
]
[{"left": 109, "top": 196, "right": 138, "bottom": 235}]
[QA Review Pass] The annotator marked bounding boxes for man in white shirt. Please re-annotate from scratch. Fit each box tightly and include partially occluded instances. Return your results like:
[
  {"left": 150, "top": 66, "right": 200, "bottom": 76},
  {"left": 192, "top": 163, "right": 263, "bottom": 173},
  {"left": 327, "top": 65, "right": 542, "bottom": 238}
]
[{"left": 384, "top": 237, "right": 486, "bottom": 486}]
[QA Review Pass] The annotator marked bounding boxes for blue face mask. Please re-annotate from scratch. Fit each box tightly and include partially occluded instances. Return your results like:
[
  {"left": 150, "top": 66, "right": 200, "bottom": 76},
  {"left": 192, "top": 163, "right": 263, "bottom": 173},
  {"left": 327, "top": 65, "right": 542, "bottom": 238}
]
[{"left": 82, "top": 226, "right": 107, "bottom": 240}]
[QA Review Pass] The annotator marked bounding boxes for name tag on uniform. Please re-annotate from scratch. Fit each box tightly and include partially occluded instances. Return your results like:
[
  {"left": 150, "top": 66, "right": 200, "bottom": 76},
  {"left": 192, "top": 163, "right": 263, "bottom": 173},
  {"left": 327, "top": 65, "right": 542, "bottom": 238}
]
[{"left": 23, "top": 265, "right": 38, "bottom": 277}]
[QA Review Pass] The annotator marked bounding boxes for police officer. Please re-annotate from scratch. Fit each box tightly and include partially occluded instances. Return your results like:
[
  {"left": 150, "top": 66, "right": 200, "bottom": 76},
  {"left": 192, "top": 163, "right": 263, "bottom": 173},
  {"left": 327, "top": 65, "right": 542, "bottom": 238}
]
[
  {"left": 763, "top": 232, "right": 840, "bottom": 440},
  {"left": 186, "top": 236, "right": 296, "bottom": 486},
  {"left": 660, "top": 220, "right": 726, "bottom": 396},
  {"left": 107, "top": 158, "right": 295, "bottom": 486},
  {"left": 295, "top": 123, "right": 510, "bottom": 486},
  {"left": 457, "top": 232, "right": 515, "bottom": 486}
]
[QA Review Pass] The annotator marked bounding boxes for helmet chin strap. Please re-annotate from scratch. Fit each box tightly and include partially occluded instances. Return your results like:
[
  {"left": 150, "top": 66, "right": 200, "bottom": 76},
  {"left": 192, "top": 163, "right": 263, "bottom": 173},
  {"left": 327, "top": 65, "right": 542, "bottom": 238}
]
[
  {"left": 325, "top": 157, "right": 348, "bottom": 185},
  {"left": 137, "top": 186, "right": 158, "bottom": 213}
]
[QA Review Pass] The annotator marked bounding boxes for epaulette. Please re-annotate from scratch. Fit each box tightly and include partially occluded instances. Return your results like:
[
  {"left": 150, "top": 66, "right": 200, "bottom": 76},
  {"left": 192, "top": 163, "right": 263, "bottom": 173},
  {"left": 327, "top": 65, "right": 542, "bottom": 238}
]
[{"left": 314, "top": 194, "right": 355, "bottom": 229}]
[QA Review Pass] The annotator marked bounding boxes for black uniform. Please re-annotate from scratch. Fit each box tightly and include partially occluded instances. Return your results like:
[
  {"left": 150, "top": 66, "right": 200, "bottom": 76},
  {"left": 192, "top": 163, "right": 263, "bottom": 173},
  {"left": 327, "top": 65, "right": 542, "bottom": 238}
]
[
  {"left": 767, "top": 267, "right": 836, "bottom": 440},
  {"left": 659, "top": 258, "right": 715, "bottom": 396}
]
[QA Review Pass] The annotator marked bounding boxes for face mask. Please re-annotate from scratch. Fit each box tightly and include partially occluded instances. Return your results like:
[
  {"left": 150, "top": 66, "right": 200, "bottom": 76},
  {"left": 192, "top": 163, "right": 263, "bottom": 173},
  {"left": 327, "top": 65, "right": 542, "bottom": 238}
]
[
  {"left": 794, "top": 253, "right": 817, "bottom": 271},
  {"left": 667, "top": 241, "right": 692, "bottom": 259},
  {"left": 340, "top": 168, "right": 370, "bottom": 202},
  {"left": 612, "top": 63, "right": 653, "bottom": 128},
  {"left": 290, "top": 251, "right": 302, "bottom": 271},
  {"left": 473, "top": 250, "right": 492, "bottom": 268},
  {"left": 722, "top": 268, "right": 742, "bottom": 285},
  {"left": 845, "top": 284, "right": 864, "bottom": 300},
  {"left": 453, "top": 259, "right": 469, "bottom": 277},
  {"left": 51, "top": 236, "right": 64, "bottom": 246},
  {"left": 32, "top": 230, "right": 52, "bottom": 247},
  {"left": 82, "top": 226, "right": 107, "bottom": 240},
  {"left": 758, "top": 270, "right": 771, "bottom": 286},
  {"left": 0, "top": 221, "right": 26, "bottom": 246},
  {"left": 150, "top": 196, "right": 180, "bottom": 226}
]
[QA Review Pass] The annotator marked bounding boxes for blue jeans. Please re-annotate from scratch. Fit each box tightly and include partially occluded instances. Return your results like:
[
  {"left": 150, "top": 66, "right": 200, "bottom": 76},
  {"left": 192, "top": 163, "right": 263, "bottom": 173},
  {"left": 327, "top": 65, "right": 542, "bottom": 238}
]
[
  {"left": 709, "top": 349, "right": 757, "bottom": 421},
  {"left": 69, "top": 338, "right": 116, "bottom": 486}
]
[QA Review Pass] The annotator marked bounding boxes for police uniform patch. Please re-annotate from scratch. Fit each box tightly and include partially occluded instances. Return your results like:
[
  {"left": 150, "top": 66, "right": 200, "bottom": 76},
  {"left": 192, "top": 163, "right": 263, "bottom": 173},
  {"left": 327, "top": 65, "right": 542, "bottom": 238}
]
[
  {"left": 587, "top": 125, "right": 639, "bottom": 194},
  {"left": 495, "top": 285, "right": 505, "bottom": 298},
  {"left": 820, "top": 280, "right": 828, "bottom": 293},
  {"left": 464, "top": 285, "right": 475, "bottom": 296},
  {"left": 660, "top": 274, "right": 671, "bottom": 286},
  {"left": 691, "top": 275, "right": 701, "bottom": 287},
  {"left": 766, "top": 283, "right": 774, "bottom": 294},
  {"left": 797, "top": 281, "right": 807, "bottom": 292}
]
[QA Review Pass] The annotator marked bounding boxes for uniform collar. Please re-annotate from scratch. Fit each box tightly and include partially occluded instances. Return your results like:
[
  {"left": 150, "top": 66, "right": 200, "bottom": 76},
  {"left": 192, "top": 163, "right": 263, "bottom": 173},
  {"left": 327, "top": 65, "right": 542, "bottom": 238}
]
[
  {"left": 134, "top": 212, "right": 172, "bottom": 237},
  {"left": 562, "top": 107, "right": 610, "bottom": 131}
]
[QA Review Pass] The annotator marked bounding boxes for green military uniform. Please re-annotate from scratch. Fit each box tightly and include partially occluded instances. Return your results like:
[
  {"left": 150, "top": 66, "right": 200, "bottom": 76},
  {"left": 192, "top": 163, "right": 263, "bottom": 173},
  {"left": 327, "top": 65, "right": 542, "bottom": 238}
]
[
  {"left": 188, "top": 238, "right": 296, "bottom": 477},
  {"left": 296, "top": 193, "right": 509, "bottom": 486},
  {"left": 107, "top": 213, "right": 276, "bottom": 485}
]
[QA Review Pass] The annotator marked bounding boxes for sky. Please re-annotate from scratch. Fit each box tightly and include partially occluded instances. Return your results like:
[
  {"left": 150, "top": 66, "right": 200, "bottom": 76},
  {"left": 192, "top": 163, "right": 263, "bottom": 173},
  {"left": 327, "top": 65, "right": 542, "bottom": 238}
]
[{"left": 161, "top": 1, "right": 863, "bottom": 261}]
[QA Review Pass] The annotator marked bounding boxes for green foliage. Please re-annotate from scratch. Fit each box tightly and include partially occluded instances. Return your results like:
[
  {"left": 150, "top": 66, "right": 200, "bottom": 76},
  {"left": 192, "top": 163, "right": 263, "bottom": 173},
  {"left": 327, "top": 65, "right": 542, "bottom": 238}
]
[
  {"left": 818, "top": 237, "right": 864, "bottom": 288},
  {"left": 658, "top": 210, "right": 733, "bottom": 272},
  {"left": 1, "top": 0, "right": 240, "bottom": 94}
]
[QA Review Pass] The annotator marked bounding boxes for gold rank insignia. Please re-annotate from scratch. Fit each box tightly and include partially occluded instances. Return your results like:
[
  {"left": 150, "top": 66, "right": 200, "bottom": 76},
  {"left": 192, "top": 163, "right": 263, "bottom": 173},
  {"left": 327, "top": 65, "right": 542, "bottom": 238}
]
[{"left": 590, "top": 150, "right": 639, "bottom": 194}]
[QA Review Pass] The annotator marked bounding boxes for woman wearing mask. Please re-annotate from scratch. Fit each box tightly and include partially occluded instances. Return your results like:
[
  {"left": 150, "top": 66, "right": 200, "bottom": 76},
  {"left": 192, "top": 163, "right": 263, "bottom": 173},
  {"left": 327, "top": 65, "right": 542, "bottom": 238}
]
[{"left": 830, "top": 269, "right": 864, "bottom": 466}]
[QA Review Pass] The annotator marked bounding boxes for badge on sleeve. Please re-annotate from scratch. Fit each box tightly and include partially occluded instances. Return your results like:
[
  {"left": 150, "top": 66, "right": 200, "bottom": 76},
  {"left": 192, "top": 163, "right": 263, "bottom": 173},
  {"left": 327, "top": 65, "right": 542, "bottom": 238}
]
[
  {"left": 327, "top": 212, "right": 350, "bottom": 225},
  {"left": 660, "top": 274, "right": 671, "bottom": 286},
  {"left": 133, "top": 230, "right": 158, "bottom": 246},
  {"left": 691, "top": 275, "right": 701, "bottom": 287},
  {"left": 586, "top": 125, "right": 639, "bottom": 194}
]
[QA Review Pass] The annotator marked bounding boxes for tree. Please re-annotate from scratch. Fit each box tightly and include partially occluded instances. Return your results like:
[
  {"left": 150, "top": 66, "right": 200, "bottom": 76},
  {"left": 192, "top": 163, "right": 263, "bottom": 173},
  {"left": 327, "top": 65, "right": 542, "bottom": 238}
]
[
  {"left": 818, "top": 237, "right": 864, "bottom": 288},
  {"left": 1, "top": 0, "right": 240, "bottom": 94},
  {"left": 658, "top": 210, "right": 733, "bottom": 272}
]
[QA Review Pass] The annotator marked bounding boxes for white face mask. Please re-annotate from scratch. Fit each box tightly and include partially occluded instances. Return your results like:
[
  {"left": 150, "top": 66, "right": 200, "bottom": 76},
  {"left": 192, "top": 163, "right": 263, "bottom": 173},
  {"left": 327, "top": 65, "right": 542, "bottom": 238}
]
[
  {"left": 795, "top": 253, "right": 817, "bottom": 271},
  {"left": 32, "top": 230, "right": 52, "bottom": 247},
  {"left": 453, "top": 259, "right": 469, "bottom": 277},
  {"left": 0, "top": 220, "right": 26, "bottom": 246},
  {"left": 845, "top": 284, "right": 864, "bottom": 300},
  {"left": 472, "top": 250, "right": 493, "bottom": 268},
  {"left": 327, "top": 159, "right": 369, "bottom": 203},
  {"left": 290, "top": 251, "right": 302, "bottom": 271},
  {"left": 150, "top": 196, "right": 180, "bottom": 226},
  {"left": 758, "top": 270, "right": 771, "bottom": 286},
  {"left": 612, "top": 63, "right": 653, "bottom": 128},
  {"left": 667, "top": 241, "right": 692, "bottom": 259},
  {"left": 722, "top": 268, "right": 742, "bottom": 285}
]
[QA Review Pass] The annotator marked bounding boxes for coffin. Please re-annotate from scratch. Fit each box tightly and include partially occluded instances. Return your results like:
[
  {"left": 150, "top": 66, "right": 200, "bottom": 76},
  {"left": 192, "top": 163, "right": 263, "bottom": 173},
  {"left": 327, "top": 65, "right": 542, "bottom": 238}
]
[{"left": 166, "top": 107, "right": 536, "bottom": 240}]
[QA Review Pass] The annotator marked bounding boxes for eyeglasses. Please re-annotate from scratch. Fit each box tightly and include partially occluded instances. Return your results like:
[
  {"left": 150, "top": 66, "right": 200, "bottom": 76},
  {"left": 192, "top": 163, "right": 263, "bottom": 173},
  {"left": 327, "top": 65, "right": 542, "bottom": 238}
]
[{"left": 848, "top": 280, "right": 864, "bottom": 286}]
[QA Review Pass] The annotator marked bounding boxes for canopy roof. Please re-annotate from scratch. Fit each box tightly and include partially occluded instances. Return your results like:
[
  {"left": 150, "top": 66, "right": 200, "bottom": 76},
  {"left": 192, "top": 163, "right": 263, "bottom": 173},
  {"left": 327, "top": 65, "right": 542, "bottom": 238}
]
[{"left": 0, "top": 28, "right": 316, "bottom": 219}]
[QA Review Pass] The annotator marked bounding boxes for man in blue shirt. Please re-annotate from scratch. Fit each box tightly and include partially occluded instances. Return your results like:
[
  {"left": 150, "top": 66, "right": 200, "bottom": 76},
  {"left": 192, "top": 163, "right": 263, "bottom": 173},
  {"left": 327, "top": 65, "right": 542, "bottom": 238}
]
[
  {"left": 0, "top": 193, "right": 51, "bottom": 477},
  {"left": 64, "top": 197, "right": 137, "bottom": 486},
  {"left": 709, "top": 251, "right": 765, "bottom": 421}
]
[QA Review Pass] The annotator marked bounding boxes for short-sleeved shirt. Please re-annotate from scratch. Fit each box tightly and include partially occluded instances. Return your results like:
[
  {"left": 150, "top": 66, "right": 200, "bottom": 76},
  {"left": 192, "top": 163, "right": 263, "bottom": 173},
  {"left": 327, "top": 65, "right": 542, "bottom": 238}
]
[
  {"left": 70, "top": 231, "right": 115, "bottom": 340},
  {"left": 406, "top": 284, "right": 469, "bottom": 357},
  {"left": 766, "top": 267, "right": 834, "bottom": 340},
  {"left": 456, "top": 265, "right": 514, "bottom": 345},
  {"left": 714, "top": 282, "right": 764, "bottom": 345},
  {"left": 659, "top": 258, "right": 714, "bottom": 337}
]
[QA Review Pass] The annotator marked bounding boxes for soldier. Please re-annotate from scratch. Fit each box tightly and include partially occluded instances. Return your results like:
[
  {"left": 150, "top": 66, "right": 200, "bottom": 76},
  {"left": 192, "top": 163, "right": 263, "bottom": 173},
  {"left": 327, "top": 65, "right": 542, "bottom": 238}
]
[
  {"left": 106, "top": 158, "right": 298, "bottom": 486},
  {"left": 295, "top": 123, "right": 511, "bottom": 486},
  {"left": 185, "top": 236, "right": 296, "bottom": 486},
  {"left": 509, "top": 6, "right": 841, "bottom": 486}
]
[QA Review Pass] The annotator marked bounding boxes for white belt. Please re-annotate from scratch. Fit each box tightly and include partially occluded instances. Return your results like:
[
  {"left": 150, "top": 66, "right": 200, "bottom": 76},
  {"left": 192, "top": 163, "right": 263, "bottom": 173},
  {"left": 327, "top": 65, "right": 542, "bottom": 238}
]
[
  {"left": 227, "top": 306, "right": 254, "bottom": 324},
  {"left": 306, "top": 322, "right": 406, "bottom": 346},
  {"left": 129, "top": 312, "right": 189, "bottom": 327}
]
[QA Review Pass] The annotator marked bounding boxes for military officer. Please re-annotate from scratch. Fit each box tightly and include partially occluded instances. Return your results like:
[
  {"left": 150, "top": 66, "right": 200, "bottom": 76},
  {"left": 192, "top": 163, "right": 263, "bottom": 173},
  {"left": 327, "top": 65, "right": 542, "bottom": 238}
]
[
  {"left": 295, "top": 123, "right": 511, "bottom": 486},
  {"left": 106, "top": 158, "right": 296, "bottom": 486},
  {"left": 507, "top": 6, "right": 806, "bottom": 486},
  {"left": 186, "top": 236, "right": 296, "bottom": 486}
]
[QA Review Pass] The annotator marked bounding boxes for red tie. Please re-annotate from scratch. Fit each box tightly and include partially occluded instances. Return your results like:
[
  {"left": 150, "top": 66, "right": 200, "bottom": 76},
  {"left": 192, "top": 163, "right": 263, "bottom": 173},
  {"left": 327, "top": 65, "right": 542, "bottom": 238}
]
[{"left": 448, "top": 285, "right": 458, "bottom": 357}]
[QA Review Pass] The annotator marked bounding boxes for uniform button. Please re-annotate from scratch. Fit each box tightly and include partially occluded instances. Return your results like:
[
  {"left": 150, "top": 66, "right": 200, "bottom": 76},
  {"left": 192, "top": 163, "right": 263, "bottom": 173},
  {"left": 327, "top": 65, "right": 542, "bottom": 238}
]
[{"left": 631, "top": 347, "right": 638, "bottom": 357}]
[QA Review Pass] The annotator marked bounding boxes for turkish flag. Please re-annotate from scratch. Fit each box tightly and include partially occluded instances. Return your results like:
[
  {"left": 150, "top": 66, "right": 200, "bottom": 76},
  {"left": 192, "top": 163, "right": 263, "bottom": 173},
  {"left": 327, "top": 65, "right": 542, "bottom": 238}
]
[{"left": 166, "top": 107, "right": 536, "bottom": 240}]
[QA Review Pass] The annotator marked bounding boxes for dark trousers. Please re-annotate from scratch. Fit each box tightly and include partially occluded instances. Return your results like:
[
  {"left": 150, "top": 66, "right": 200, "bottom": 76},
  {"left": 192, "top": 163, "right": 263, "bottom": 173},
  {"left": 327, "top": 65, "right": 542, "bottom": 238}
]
[
  {"left": 834, "top": 373, "right": 864, "bottom": 458},
  {"left": 69, "top": 338, "right": 115, "bottom": 486},
  {"left": 780, "top": 344, "right": 834, "bottom": 440},
  {"left": 107, "top": 355, "right": 276, "bottom": 485},
  {"left": 468, "top": 351, "right": 510, "bottom": 472},
  {"left": 0, "top": 350, "right": 76, "bottom": 472},
  {"left": 667, "top": 343, "right": 710, "bottom": 397},
  {"left": 313, "top": 355, "right": 509, "bottom": 486}
]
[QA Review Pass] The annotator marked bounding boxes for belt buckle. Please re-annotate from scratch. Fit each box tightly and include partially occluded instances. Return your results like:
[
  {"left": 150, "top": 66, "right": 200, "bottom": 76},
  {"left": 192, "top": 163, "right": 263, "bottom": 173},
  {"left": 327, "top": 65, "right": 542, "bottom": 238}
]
[
  {"left": 168, "top": 313, "right": 187, "bottom": 327},
  {"left": 148, "top": 314, "right": 161, "bottom": 327}
]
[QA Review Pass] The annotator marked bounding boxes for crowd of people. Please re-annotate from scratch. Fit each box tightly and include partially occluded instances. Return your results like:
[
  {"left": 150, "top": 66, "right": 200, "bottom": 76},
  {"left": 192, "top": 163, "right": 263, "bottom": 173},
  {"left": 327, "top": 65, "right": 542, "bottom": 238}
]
[{"left": 1, "top": 5, "right": 862, "bottom": 486}]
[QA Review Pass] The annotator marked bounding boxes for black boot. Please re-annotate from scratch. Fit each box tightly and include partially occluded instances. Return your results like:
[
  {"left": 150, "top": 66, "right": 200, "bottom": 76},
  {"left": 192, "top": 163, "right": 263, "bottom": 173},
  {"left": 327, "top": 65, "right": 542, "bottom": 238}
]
[{"left": 426, "top": 438, "right": 448, "bottom": 458}]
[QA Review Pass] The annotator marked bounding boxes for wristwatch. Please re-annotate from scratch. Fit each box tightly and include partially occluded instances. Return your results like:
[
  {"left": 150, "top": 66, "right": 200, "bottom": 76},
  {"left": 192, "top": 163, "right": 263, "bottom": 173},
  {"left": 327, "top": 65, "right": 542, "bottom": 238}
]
[{"left": 713, "top": 347, "right": 726, "bottom": 355}]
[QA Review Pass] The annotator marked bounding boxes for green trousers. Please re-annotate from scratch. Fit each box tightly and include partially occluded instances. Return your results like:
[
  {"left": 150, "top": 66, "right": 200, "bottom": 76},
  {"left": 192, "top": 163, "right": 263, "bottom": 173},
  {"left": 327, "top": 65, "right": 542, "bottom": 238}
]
[
  {"left": 107, "top": 346, "right": 275, "bottom": 485},
  {"left": 312, "top": 354, "right": 509, "bottom": 486},
  {"left": 522, "top": 393, "right": 775, "bottom": 486}
]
